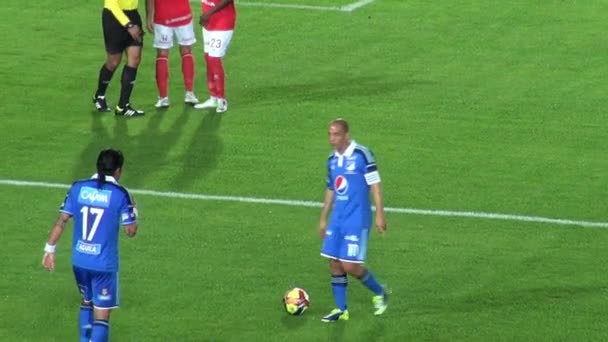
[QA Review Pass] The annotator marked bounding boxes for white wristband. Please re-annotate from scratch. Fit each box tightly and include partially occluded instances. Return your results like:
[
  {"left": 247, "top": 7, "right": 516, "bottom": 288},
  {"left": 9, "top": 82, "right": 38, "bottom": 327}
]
[{"left": 44, "top": 243, "right": 56, "bottom": 254}]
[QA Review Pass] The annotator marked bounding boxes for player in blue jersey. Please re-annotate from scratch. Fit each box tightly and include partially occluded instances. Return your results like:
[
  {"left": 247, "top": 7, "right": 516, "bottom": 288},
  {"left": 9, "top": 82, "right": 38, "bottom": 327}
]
[
  {"left": 41, "top": 149, "right": 138, "bottom": 342},
  {"left": 319, "top": 118, "right": 388, "bottom": 322}
]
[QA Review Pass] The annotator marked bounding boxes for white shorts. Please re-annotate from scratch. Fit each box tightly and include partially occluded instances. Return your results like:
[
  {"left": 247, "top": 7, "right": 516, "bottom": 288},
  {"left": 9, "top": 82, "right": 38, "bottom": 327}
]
[
  {"left": 153, "top": 21, "right": 196, "bottom": 49},
  {"left": 202, "top": 29, "right": 234, "bottom": 58}
]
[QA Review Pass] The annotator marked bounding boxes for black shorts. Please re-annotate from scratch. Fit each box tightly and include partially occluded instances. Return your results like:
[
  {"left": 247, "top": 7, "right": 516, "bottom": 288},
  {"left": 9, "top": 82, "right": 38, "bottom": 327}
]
[{"left": 102, "top": 9, "right": 143, "bottom": 54}]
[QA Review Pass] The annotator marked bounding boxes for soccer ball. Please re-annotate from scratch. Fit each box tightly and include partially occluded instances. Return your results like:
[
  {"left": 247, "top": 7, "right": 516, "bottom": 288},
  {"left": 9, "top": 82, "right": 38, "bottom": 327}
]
[{"left": 283, "top": 287, "right": 310, "bottom": 315}]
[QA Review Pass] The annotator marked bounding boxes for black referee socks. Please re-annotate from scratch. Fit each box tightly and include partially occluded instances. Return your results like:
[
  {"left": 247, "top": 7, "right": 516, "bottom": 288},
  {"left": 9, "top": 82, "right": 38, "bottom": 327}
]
[{"left": 118, "top": 65, "right": 138, "bottom": 108}]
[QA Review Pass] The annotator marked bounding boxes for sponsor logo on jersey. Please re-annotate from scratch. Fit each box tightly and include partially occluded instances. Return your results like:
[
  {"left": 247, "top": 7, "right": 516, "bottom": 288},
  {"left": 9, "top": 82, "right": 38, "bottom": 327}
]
[
  {"left": 78, "top": 187, "right": 112, "bottom": 208},
  {"left": 76, "top": 240, "right": 101, "bottom": 255},
  {"left": 334, "top": 175, "right": 349, "bottom": 195}
]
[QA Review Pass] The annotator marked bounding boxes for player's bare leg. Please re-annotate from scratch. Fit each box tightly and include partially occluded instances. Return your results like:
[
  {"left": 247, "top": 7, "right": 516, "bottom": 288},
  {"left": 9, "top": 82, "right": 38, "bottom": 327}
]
[
  {"left": 322, "top": 259, "right": 350, "bottom": 322},
  {"left": 342, "top": 261, "right": 388, "bottom": 316},
  {"left": 90, "top": 308, "right": 112, "bottom": 342},
  {"left": 179, "top": 45, "right": 198, "bottom": 105},
  {"left": 155, "top": 48, "right": 170, "bottom": 108},
  {"left": 93, "top": 53, "right": 122, "bottom": 112}
]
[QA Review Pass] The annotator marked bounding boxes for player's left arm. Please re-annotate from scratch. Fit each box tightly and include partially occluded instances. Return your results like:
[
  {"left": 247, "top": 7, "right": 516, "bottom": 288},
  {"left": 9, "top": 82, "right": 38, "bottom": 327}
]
[
  {"left": 370, "top": 182, "right": 387, "bottom": 233},
  {"left": 41, "top": 212, "right": 72, "bottom": 271},
  {"left": 363, "top": 150, "right": 387, "bottom": 233},
  {"left": 121, "top": 191, "right": 139, "bottom": 238},
  {"left": 200, "top": 0, "right": 233, "bottom": 25}
]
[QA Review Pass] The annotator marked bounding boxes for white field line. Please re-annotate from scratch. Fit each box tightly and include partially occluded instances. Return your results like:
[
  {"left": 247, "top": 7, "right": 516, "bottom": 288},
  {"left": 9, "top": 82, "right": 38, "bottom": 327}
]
[
  {"left": 190, "top": 0, "right": 375, "bottom": 12},
  {"left": 340, "top": 0, "right": 376, "bottom": 12},
  {"left": 1, "top": 179, "right": 608, "bottom": 229},
  {"left": 235, "top": 1, "right": 341, "bottom": 11}
]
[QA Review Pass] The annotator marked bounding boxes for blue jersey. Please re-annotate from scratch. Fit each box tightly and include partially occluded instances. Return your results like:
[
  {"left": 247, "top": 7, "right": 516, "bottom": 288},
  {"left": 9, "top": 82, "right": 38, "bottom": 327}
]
[
  {"left": 60, "top": 175, "right": 137, "bottom": 272},
  {"left": 327, "top": 141, "right": 381, "bottom": 228}
]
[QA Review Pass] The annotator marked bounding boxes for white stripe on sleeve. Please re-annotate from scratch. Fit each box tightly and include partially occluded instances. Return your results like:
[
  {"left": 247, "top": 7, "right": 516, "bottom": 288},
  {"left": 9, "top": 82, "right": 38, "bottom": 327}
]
[{"left": 365, "top": 171, "right": 381, "bottom": 185}]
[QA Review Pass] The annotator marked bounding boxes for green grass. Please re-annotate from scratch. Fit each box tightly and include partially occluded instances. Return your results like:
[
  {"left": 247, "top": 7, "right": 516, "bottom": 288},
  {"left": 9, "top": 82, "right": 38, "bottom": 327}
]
[{"left": 2, "top": 0, "right": 608, "bottom": 340}]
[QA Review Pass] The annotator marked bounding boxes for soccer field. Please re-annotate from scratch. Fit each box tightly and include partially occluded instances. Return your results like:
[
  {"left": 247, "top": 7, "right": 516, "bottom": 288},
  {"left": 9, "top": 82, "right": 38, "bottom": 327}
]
[{"left": 2, "top": 0, "right": 608, "bottom": 340}]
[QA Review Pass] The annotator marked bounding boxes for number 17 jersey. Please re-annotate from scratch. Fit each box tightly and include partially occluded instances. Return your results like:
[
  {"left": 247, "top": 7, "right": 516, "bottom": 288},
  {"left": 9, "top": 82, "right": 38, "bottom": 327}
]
[{"left": 60, "top": 176, "right": 137, "bottom": 272}]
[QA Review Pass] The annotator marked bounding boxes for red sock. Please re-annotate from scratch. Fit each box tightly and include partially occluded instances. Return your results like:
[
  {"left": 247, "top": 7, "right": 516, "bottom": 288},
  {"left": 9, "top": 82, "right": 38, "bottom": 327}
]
[
  {"left": 181, "top": 53, "right": 194, "bottom": 92},
  {"left": 209, "top": 56, "right": 225, "bottom": 99},
  {"left": 204, "top": 53, "right": 217, "bottom": 98},
  {"left": 156, "top": 56, "right": 169, "bottom": 98}
]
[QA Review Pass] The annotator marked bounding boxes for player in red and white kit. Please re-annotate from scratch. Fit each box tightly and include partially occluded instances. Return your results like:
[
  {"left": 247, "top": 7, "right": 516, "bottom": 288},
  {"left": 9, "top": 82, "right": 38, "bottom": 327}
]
[
  {"left": 146, "top": 0, "right": 199, "bottom": 108},
  {"left": 193, "top": 0, "right": 236, "bottom": 113}
]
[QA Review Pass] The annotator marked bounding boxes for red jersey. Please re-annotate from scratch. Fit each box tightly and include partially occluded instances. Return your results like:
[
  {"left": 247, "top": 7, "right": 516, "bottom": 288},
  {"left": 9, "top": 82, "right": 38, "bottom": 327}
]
[
  {"left": 202, "top": 0, "right": 236, "bottom": 31},
  {"left": 154, "top": 0, "right": 193, "bottom": 27}
]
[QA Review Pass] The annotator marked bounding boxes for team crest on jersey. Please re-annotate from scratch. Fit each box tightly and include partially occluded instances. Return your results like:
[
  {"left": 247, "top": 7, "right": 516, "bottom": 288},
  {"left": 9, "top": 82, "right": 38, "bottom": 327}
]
[
  {"left": 99, "top": 288, "right": 111, "bottom": 301},
  {"left": 334, "top": 175, "right": 349, "bottom": 195}
]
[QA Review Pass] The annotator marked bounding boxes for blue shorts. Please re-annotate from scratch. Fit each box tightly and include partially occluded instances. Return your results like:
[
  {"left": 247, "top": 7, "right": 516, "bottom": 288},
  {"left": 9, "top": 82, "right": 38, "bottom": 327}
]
[
  {"left": 73, "top": 266, "right": 120, "bottom": 309},
  {"left": 320, "top": 222, "right": 369, "bottom": 263}
]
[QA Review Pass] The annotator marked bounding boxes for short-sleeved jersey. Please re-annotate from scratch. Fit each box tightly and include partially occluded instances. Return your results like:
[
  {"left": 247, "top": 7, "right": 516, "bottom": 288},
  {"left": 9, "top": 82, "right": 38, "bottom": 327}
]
[
  {"left": 327, "top": 141, "right": 381, "bottom": 228},
  {"left": 154, "top": 0, "right": 192, "bottom": 27},
  {"left": 104, "top": 0, "right": 139, "bottom": 26},
  {"left": 202, "top": 0, "right": 236, "bottom": 30},
  {"left": 60, "top": 175, "right": 137, "bottom": 272}
]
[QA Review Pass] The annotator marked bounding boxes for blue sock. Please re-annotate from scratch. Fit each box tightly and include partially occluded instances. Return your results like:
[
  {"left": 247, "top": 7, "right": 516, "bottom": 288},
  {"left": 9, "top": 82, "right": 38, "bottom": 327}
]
[
  {"left": 331, "top": 274, "right": 348, "bottom": 311},
  {"left": 78, "top": 304, "right": 93, "bottom": 342},
  {"left": 90, "top": 320, "right": 109, "bottom": 342},
  {"left": 360, "top": 269, "right": 384, "bottom": 295}
]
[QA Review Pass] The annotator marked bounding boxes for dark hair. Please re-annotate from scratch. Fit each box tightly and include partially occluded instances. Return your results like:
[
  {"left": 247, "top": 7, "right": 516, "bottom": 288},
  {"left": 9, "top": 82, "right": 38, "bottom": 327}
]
[
  {"left": 96, "top": 149, "right": 124, "bottom": 188},
  {"left": 330, "top": 118, "right": 349, "bottom": 133}
]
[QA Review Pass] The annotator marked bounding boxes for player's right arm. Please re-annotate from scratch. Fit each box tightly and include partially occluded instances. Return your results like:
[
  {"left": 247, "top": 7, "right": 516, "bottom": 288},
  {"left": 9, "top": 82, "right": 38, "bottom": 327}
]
[
  {"left": 41, "top": 212, "right": 72, "bottom": 271},
  {"left": 42, "top": 188, "right": 76, "bottom": 271},
  {"left": 319, "top": 188, "right": 334, "bottom": 239},
  {"left": 145, "top": 0, "right": 155, "bottom": 33},
  {"left": 319, "top": 162, "right": 335, "bottom": 239}
]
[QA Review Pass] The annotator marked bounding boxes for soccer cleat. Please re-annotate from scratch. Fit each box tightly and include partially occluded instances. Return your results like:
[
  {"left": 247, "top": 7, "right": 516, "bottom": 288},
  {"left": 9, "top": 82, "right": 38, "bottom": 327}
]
[
  {"left": 193, "top": 97, "right": 217, "bottom": 109},
  {"left": 155, "top": 97, "right": 170, "bottom": 108},
  {"left": 115, "top": 104, "right": 144, "bottom": 117},
  {"left": 216, "top": 98, "right": 228, "bottom": 113},
  {"left": 372, "top": 287, "right": 389, "bottom": 316},
  {"left": 93, "top": 96, "right": 111, "bottom": 112},
  {"left": 184, "top": 92, "right": 199, "bottom": 105},
  {"left": 321, "top": 309, "right": 349, "bottom": 322}
]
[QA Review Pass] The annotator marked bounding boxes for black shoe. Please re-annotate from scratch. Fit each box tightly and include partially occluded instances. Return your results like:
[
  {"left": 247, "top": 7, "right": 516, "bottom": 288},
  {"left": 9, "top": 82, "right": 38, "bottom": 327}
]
[
  {"left": 115, "top": 104, "right": 145, "bottom": 117},
  {"left": 93, "top": 95, "right": 111, "bottom": 112}
]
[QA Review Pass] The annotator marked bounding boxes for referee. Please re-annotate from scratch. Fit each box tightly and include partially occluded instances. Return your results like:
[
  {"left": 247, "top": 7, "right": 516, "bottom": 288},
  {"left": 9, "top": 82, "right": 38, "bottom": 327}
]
[{"left": 93, "top": 0, "right": 145, "bottom": 117}]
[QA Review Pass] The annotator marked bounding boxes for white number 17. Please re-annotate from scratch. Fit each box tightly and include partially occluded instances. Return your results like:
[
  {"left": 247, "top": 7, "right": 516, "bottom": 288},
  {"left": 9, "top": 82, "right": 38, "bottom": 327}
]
[{"left": 80, "top": 206, "right": 104, "bottom": 241}]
